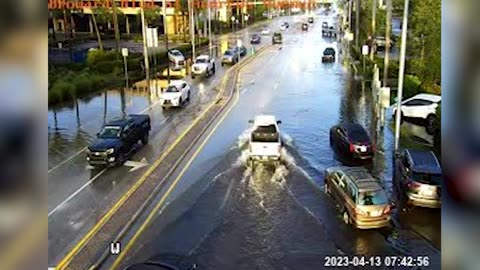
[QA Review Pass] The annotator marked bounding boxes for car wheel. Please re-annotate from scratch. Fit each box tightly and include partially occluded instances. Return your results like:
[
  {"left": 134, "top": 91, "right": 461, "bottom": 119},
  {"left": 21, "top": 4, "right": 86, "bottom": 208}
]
[
  {"left": 324, "top": 183, "right": 330, "bottom": 194},
  {"left": 179, "top": 98, "right": 183, "bottom": 106},
  {"left": 116, "top": 153, "right": 126, "bottom": 166},
  {"left": 187, "top": 91, "right": 191, "bottom": 102},
  {"left": 342, "top": 210, "right": 350, "bottom": 225},
  {"left": 426, "top": 114, "right": 437, "bottom": 134},
  {"left": 141, "top": 133, "right": 149, "bottom": 145},
  {"left": 191, "top": 75, "right": 195, "bottom": 79},
  {"left": 213, "top": 64, "right": 216, "bottom": 73}
]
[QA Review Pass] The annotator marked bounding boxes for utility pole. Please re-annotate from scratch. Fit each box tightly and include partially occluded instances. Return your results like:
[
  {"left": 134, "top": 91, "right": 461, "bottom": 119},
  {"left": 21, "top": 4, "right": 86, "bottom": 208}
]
[
  {"left": 208, "top": 0, "right": 212, "bottom": 56},
  {"left": 112, "top": 0, "right": 121, "bottom": 52},
  {"left": 355, "top": 0, "right": 360, "bottom": 50},
  {"left": 394, "top": 0, "right": 410, "bottom": 152},
  {"left": 370, "top": 0, "right": 377, "bottom": 61},
  {"left": 163, "top": 0, "right": 170, "bottom": 83},
  {"left": 189, "top": 0, "right": 196, "bottom": 59},
  {"left": 140, "top": 0, "right": 150, "bottom": 83},
  {"left": 383, "top": 0, "right": 392, "bottom": 85}
]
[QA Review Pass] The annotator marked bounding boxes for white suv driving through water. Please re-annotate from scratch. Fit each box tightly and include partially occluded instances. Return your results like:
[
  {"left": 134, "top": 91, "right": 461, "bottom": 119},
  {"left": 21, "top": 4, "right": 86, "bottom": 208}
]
[
  {"left": 248, "top": 115, "right": 282, "bottom": 166},
  {"left": 160, "top": 80, "right": 191, "bottom": 108},
  {"left": 191, "top": 55, "right": 215, "bottom": 79}
]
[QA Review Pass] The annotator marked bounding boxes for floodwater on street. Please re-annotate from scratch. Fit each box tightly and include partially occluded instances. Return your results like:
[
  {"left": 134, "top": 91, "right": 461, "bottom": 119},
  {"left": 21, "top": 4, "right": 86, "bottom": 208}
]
[{"left": 114, "top": 15, "right": 440, "bottom": 270}]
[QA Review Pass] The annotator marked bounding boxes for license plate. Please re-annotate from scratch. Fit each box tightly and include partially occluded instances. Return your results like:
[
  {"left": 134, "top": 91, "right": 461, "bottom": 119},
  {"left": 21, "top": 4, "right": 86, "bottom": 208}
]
[
  {"left": 370, "top": 210, "right": 382, "bottom": 217},
  {"left": 421, "top": 189, "right": 435, "bottom": 196},
  {"left": 360, "top": 146, "right": 367, "bottom": 152}
]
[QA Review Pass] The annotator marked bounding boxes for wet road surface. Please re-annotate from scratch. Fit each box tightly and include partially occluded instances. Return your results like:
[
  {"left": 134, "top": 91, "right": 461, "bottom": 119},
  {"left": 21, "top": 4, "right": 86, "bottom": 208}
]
[
  {"left": 47, "top": 17, "right": 285, "bottom": 267},
  {"left": 111, "top": 13, "right": 440, "bottom": 270}
]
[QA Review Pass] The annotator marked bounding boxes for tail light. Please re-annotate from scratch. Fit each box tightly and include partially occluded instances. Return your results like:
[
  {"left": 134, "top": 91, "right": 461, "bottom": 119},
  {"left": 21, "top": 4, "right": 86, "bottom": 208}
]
[
  {"left": 349, "top": 143, "right": 355, "bottom": 152},
  {"left": 355, "top": 208, "right": 367, "bottom": 216},
  {"left": 383, "top": 205, "right": 391, "bottom": 214},
  {"left": 407, "top": 181, "right": 421, "bottom": 189}
]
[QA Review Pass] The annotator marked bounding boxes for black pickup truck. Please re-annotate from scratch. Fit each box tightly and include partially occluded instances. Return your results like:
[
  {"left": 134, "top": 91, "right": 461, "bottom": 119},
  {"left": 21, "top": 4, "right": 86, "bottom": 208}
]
[{"left": 87, "top": 115, "right": 151, "bottom": 167}]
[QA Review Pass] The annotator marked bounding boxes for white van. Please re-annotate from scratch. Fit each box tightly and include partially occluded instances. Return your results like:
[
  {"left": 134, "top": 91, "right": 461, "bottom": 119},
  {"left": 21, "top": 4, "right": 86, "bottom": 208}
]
[{"left": 248, "top": 115, "right": 282, "bottom": 166}]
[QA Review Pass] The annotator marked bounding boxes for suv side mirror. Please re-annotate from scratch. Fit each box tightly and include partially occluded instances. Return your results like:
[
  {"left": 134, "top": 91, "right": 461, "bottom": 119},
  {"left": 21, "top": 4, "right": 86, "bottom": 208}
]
[
  {"left": 96, "top": 132, "right": 100, "bottom": 137},
  {"left": 277, "top": 120, "right": 282, "bottom": 124}
]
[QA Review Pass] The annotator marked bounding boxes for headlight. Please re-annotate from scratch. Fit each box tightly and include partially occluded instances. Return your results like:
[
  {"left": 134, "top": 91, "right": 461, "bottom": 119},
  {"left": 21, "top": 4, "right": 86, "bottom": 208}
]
[{"left": 106, "top": 148, "right": 115, "bottom": 155}]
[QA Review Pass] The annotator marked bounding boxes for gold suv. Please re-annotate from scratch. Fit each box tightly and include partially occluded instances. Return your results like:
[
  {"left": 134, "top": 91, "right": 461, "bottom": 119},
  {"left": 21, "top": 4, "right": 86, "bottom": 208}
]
[{"left": 325, "top": 167, "right": 392, "bottom": 229}]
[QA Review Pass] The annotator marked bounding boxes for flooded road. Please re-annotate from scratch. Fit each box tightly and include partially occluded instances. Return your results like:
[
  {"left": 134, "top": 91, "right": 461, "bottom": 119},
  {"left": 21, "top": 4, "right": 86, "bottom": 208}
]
[{"left": 114, "top": 14, "right": 440, "bottom": 270}]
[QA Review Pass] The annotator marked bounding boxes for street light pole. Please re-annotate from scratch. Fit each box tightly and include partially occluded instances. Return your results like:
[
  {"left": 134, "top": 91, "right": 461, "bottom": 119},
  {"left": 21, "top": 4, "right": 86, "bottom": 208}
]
[
  {"left": 140, "top": 0, "right": 150, "bottom": 83},
  {"left": 383, "top": 0, "right": 392, "bottom": 85},
  {"left": 394, "top": 0, "right": 410, "bottom": 152},
  {"left": 370, "top": 0, "right": 377, "bottom": 61},
  {"left": 162, "top": 0, "right": 170, "bottom": 83},
  {"left": 208, "top": 0, "right": 212, "bottom": 56},
  {"left": 189, "top": 0, "right": 196, "bottom": 60}
]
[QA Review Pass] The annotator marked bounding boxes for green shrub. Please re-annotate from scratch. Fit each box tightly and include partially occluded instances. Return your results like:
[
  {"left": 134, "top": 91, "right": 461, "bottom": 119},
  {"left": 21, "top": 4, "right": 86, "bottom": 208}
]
[
  {"left": 86, "top": 50, "right": 121, "bottom": 67},
  {"left": 403, "top": 74, "right": 422, "bottom": 99},
  {"left": 71, "top": 75, "right": 93, "bottom": 95},
  {"left": 50, "top": 80, "right": 76, "bottom": 102},
  {"left": 92, "top": 60, "right": 123, "bottom": 74}
]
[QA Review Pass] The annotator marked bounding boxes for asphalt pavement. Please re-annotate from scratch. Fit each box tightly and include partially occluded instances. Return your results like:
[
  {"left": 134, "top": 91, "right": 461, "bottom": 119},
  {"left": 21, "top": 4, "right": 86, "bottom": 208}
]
[
  {"left": 104, "top": 14, "right": 441, "bottom": 270},
  {"left": 47, "top": 17, "right": 283, "bottom": 268}
]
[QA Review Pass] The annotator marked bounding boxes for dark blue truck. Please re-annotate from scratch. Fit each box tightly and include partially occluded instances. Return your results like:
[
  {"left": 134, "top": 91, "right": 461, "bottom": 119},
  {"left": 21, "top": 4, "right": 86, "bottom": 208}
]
[{"left": 87, "top": 115, "right": 151, "bottom": 167}]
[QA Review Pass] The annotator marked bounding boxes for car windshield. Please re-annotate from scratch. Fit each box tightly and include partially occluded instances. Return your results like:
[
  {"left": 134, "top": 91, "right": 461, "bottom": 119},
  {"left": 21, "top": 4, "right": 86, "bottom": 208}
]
[
  {"left": 347, "top": 125, "right": 370, "bottom": 142},
  {"left": 165, "top": 86, "right": 180, "bottom": 93},
  {"left": 196, "top": 58, "right": 207, "bottom": 63},
  {"left": 98, "top": 126, "right": 121, "bottom": 138},
  {"left": 412, "top": 172, "right": 442, "bottom": 186},
  {"left": 324, "top": 48, "right": 335, "bottom": 55},
  {"left": 170, "top": 50, "right": 182, "bottom": 56},
  {"left": 358, "top": 190, "right": 388, "bottom": 206},
  {"left": 274, "top": 33, "right": 281, "bottom": 37},
  {"left": 224, "top": 50, "right": 233, "bottom": 55},
  {"left": 252, "top": 125, "right": 279, "bottom": 142}
]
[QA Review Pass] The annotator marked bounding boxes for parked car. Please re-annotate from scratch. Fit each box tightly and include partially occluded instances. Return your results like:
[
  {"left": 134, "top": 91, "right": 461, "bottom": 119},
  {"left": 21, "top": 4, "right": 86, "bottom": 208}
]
[
  {"left": 308, "top": 17, "right": 314, "bottom": 23},
  {"left": 87, "top": 115, "right": 151, "bottom": 167},
  {"left": 191, "top": 54, "right": 215, "bottom": 79},
  {"left": 302, "top": 23, "right": 308, "bottom": 31},
  {"left": 395, "top": 149, "right": 442, "bottom": 208},
  {"left": 325, "top": 166, "right": 392, "bottom": 229},
  {"left": 248, "top": 115, "right": 282, "bottom": 166},
  {"left": 330, "top": 123, "right": 375, "bottom": 160},
  {"left": 236, "top": 45, "right": 247, "bottom": 57},
  {"left": 391, "top": 93, "right": 441, "bottom": 131},
  {"left": 160, "top": 80, "right": 191, "bottom": 108},
  {"left": 261, "top": 28, "right": 271, "bottom": 35},
  {"left": 250, "top": 34, "right": 261, "bottom": 44},
  {"left": 322, "top": 47, "right": 336, "bottom": 63},
  {"left": 221, "top": 49, "right": 239, "bottom": 66},
  {"left": 280, "top": 22, "right": 289, "bottom": 31},
  {"left": 272, "top": 32, "right": 282, "bottom": 44},
  {"left": 322, "top": 22, "right": 329, "bottom": 34},
  {"left": 167, "top": 49, "right": 185, "bottom": 70}
]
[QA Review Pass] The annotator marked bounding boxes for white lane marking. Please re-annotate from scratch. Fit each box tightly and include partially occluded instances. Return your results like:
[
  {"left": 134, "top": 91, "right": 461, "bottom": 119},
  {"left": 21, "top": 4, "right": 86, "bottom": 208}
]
[
  {"left": 48, "top": 147, "right": 88, "bottom": 174},
  {"left": 124, "top": 157, "right": 149, "bottom": 172},
  {"left": 48, "top": 102, "right": 166, "bottom": 174},
  {"left": 48, "top": 168, "right": 107, "bottom": 217}
]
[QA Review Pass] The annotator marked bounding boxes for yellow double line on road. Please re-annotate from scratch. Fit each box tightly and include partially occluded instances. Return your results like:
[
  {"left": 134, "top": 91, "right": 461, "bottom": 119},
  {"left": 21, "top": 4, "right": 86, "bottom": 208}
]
[
  {"left": 55, "top": 48, "right": 270, "bottom": 270},
  {"left": 110, "top": 80, "right": 241, "bottom": 270}
]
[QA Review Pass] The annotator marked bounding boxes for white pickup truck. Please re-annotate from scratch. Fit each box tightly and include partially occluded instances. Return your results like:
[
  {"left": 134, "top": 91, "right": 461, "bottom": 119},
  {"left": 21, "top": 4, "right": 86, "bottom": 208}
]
[
  {"left": 191, "top": 55, "right": 216, "bottom": 79},
  {"left": 160, "top": 80, "right": 191, "bottom": 108},
  {"left": 248, "top": 115, "right": 283, "bottom": 166}
]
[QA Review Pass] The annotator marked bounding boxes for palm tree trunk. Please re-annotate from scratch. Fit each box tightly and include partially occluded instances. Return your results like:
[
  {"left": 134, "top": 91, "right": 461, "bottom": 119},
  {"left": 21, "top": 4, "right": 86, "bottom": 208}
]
[
  {"left": 91, "top": 13, "right": 104, "bottom": 50},
  {"left": 112, "top": 0, "right": 121, "bottom": 52}
]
